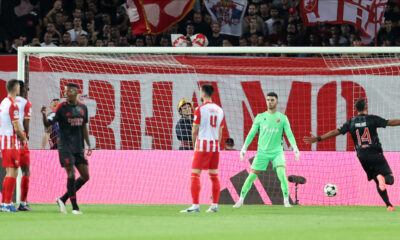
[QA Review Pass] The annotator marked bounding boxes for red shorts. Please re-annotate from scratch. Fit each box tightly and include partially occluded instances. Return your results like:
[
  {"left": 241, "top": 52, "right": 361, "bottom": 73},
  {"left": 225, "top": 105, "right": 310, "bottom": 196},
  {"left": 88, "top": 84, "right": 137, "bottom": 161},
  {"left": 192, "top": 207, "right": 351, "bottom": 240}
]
[
  {"left": 1, "top": 149, "right": 20, "bottom": 168},
  {"left": 192, "top": 151, "right": 220, "bottom": 170},
  {"left": 20, "top": 145, "right": 30, "bottom": 166}
]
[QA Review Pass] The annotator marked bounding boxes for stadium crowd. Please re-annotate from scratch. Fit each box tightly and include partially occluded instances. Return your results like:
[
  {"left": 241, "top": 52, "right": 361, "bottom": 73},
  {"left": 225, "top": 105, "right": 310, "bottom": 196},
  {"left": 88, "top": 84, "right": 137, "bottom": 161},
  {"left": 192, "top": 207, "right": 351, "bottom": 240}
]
[{"left": 0, "top": 0, "right": 400, "bottom": 53}]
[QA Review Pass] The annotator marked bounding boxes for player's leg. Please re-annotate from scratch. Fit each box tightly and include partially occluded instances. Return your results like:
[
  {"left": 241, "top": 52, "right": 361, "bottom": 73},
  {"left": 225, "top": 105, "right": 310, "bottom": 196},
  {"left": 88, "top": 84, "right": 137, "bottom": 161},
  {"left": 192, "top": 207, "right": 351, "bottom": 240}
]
[
  {"left": 206, "top": 151, "right": 220, "bottom": 212},
  {"left": 233, "top": 153, "right": 268, "bottom": 208},
  {"left": 18, "top": 147, "right": 32, "bottom": 211},
  {"left": 206, "top": 169, "right": 220, "bottom": 213},
  {"left": 59, "top": 153, "right": 89, "bottom": 203},
  {"left": 374, "top": 155, "right": 395, "bottom": 211},
  {"left": 373, "top": 178, "right": 394, "bottom": 211},
  {"left": 272, "top": 152, "right": 291, "bottom": 207},
  {"left": 1, "top": 149, "right": 19, "bottom": 212},
  {"left": 56, "top": 152, "right": 80, "bottom": 213},
  {"left": 180, "top": 168, "right": 202, "bottom": 213}
]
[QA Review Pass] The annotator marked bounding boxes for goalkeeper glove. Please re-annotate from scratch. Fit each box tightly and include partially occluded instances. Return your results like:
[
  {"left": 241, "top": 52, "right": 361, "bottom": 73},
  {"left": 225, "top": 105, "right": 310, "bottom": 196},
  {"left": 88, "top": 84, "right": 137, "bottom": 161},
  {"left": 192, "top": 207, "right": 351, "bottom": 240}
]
[
  {"left": 293, "top": 145, "right": 300, "bottom": 162},
  {"left": 240, "top": 145, "right": 247, "bottom": 162}
]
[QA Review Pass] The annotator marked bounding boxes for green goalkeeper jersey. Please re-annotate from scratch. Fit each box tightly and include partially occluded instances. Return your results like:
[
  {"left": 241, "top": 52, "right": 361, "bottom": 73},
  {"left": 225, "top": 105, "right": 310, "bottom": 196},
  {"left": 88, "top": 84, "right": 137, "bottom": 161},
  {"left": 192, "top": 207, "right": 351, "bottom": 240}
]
[{"left": 244, "top": 111, "right": 297, "bottom": 153}]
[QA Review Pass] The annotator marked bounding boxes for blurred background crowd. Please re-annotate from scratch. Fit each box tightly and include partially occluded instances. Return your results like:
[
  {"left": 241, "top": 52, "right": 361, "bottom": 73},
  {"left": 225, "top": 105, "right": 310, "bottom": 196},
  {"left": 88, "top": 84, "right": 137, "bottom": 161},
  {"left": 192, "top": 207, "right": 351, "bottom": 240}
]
[{"left": 0, "top": 0, "right": 400, "bottom": 54}]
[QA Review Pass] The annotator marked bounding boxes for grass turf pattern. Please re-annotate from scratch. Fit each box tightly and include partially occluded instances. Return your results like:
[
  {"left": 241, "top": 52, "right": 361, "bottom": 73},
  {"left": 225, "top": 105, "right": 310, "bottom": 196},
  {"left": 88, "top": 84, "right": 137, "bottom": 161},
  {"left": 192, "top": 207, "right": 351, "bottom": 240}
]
[{"left": 1, "top": 204, "right": 399, "bottom": 240}]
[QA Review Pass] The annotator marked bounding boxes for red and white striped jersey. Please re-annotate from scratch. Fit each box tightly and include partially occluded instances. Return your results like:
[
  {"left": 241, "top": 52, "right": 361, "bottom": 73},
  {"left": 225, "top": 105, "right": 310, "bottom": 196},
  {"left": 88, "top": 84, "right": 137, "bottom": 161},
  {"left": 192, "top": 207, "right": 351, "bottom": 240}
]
[
  {"left": 193, "top": 102, "right": 225, "bottom": 152},
  {"left": 15, "top": 96, "right": 32, "bottom": 132},
  {"left": 0, "top": 97, "right": 20, "bottom": 149}
]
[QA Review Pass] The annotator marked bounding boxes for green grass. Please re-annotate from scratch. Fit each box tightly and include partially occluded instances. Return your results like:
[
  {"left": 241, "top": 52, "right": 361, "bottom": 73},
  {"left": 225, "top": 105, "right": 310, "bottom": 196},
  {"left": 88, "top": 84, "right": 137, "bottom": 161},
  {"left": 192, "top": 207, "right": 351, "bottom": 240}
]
[{"left": 1, "top": 204, "right": 400, "bottom": 240}]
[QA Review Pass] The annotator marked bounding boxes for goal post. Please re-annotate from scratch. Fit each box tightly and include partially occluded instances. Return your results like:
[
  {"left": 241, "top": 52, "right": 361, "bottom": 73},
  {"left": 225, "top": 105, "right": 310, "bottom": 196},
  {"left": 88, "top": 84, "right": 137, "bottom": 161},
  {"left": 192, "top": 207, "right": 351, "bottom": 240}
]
[{"left": 16, "top": 46, "right": 400, "bottom": 206}]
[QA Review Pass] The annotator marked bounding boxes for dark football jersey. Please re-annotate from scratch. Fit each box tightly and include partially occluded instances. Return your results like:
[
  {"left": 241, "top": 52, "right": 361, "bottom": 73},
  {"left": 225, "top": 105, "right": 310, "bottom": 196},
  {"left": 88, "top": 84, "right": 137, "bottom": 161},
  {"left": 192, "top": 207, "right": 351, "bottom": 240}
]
[
  {"left": 338, "top": 114, "right": 388, "bottom": 152},
  {"left": 47, "top": 102, "right": 88, "bottom": 153}
]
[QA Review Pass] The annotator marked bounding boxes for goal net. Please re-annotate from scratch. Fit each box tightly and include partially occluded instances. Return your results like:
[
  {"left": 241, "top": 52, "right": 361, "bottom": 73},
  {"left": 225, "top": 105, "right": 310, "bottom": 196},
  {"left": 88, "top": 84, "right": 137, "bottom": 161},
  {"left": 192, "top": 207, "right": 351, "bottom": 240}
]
[{"left": 18, "top": 47, "right": 400, "bottom": 206}]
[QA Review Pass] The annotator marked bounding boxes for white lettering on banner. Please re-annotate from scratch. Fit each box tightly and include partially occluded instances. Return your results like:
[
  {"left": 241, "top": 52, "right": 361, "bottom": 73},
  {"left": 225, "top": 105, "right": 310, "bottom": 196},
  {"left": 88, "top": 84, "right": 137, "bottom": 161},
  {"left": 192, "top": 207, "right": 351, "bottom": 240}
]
[{"left": 25, "top": 72, "right": 400, "bottom": 152}]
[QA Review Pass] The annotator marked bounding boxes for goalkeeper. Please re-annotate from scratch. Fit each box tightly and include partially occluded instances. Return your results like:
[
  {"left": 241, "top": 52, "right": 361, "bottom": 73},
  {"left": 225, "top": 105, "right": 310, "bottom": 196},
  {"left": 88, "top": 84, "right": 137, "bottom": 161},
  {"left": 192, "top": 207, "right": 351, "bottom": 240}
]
[{"left": 233, "top": 92, "right": 300, "bottom": 208}]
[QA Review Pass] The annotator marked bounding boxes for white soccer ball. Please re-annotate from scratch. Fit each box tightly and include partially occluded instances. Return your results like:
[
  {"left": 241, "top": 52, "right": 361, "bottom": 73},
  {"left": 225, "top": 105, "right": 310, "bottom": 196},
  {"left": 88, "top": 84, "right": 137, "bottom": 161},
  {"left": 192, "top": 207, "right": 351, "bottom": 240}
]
[{"left": 324, "top": 184, "right": 337, "bottom": 197}]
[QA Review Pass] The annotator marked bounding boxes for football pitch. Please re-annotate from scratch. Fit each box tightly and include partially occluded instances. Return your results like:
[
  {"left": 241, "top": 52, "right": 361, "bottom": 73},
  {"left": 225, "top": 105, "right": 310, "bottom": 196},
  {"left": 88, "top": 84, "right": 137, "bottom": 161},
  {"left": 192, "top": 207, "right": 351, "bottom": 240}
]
[{"left": 1, "top": 204, "right": 400, "bottom": 240}]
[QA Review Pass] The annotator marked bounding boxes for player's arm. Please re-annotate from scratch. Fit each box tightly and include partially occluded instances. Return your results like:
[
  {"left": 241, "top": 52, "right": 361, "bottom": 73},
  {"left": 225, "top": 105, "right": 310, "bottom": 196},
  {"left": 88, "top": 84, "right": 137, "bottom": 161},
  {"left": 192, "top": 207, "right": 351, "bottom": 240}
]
[
  {"left": 41, "top": 106, "right": 52, "bottom": 128},
  {"left": 387, "top": 120, "right": 400, "bottom": 126},
  {"left": 304, "top": 119, "right": 349, "bottom": 144},
  {"left": 83, "top": 123, "right": 92, "bottom": 156},
  {"left": 283, "top": 116, "right": 300, "bottom": 161},
  {"left": 23, "top": 101, "right": 32, "bottom": 138},
  {"left": 303, "top": 129, "right": 341, "bottom": 144},
  {"left": 240, "top": 115, "right": 260, "bottom": 161},
  {"left": 192, "top": 123, "right": 199, "bottom": 144},
  {"left": 23, "top": 119, "right": 30, "bottom": 138},
  {"left": 12, "top": 120, "right": 26, "bottom": 146},
  {"left": 83, "top": 106, "right": 92, "bottom": 156},
  {"left": 192, "top": 106, "right": 201, "bottom": 146},
  {"left": 10, "top": 103, "right": 27, "bottom": 146},
  {"left": 41, "top": 132, "right": 50, "bottom": 149}
]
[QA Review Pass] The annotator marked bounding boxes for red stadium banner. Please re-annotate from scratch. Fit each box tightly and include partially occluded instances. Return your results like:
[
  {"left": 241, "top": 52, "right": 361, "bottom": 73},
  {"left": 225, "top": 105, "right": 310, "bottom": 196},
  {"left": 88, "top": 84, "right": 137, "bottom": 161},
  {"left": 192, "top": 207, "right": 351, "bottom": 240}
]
[
  {"left": 1, "top": 55, "right": 400, "bottom": 152},
  {"left": 300, "top": 0, "right": 387, "bottom": 42},
  {"left": 126, "top": 0, "right": 196, "bottom": 35}
]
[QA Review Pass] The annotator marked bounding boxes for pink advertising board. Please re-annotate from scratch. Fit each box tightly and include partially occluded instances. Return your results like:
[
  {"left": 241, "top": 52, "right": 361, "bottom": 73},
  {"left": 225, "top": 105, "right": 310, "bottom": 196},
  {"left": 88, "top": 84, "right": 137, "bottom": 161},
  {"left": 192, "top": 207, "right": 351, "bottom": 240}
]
[{"left": 25, "top": 150, "right": 400, "bottom": 205}]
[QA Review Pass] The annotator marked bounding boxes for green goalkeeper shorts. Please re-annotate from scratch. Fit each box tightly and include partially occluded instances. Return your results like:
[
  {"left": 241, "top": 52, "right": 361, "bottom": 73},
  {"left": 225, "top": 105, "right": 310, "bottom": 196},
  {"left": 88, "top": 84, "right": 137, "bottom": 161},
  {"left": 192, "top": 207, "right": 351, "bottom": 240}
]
[{"left": 251, "top": 151, "right": 285, "bottom": 171}]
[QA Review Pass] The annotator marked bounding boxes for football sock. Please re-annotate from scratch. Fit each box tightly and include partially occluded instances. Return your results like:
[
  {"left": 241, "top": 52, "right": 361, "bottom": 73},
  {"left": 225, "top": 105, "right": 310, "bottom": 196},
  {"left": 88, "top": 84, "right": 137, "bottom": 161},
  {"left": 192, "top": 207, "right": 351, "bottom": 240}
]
[
  {"left": 276, "top": 167, "right": 289, "bottom": 198},
  {"left": 67, "top": 178, "right": 79, "bottom": 210},
  {"left": 209, "top": 173, "right": 220, "bottom": 204},
  {"left": 191, "top": 173, "right": 200, "bottom": 205},
  {"left": 2, "top": 177, "right": 16, "bottom": 204},
  {"left": 240, "top": 172, "right": 258, "bottom": 198},
  {"left": 20, "top": 176, "right": 29, "bottom": 202},
  {"left": 374, "top": 179, "right": 392, "bottom": 207},
  {"left": 60, "top": 177, "right": 87, "bottom": 203}
]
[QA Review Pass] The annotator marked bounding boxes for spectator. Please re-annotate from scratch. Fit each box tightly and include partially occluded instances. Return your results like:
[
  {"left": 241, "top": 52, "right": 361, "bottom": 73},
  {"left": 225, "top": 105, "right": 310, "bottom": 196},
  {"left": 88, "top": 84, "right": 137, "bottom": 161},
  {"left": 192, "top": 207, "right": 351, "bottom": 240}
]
[
  {"left": 242, "top": 3, "right": 267, "bottom": 36},
  {"left": 95, "top": 39, "right": 105, "bottom": 46},
  {"left": 54, "top": 12, "right": 66, "bottom": 33},
  {"left": 116, "top": 7, "right": 130, "bottom": 36},
  {"left": 60, "top": 32, "right": 72, "bottom": 46},
  {"left": 351, "top": 36, "right": 362, "bottom": 47},
  {"left": 64, "top": 21, "right": 73, "bottom": 32},
  {"left": 77, "top": 34, "right": 89, "bottom": 46},
  {"left": 9, "top": 39, "right": 21, "bottom": 53},
  {"left": 378, "top": 19, "right": 398, "bottom": 45},
  {"left": 222, "top": 39, "right": 233, "bottom": 46},
  {"left": 135, "top": 36, "right": 145, "bottom": 46},
  {"left": 175, "top": 99, "right": 193, "bottom": 150},
  {"left": 41, "top": 32, "right": 57, "bottom": 47},
  {"left": 101, "top": 24, "right": 112, "bottom": 42},
  {"left": 145, "top": 35, "right": 154, "bottom": 46},
  {"left": 278, "top": 0, "right": 291, "bottom": 20},
  {"left": 107, "top": 41, "right": 116, "bottom": 46},
  {"left": 41, "top": 98, "right": 60, "bottom": 150},
  {"left": 329, "top": 26, "right": 348, "bottom": 46},
  {"left": 208, "top": 22, "right": 223, "bottom": 46},
  {"left": 30, "top": 38, "right": 41, "bottom": 46},
  {"left": 259, "top": 2, "right": 271, "bottom": 21},
  {"left": 239, "top": 37, "right": 248, "bottom": 46},
  {"left": 265, "top": 7, "right": 283, "bottom": 36},
  {"left": 46, "top": 23, "right": 62, "bottom": 45},
  {"left": 110, "top": 26, "right": 121, "bottom": 44},
  {"left": 72, "top": 9, "right": 83, "bottom": 20},
  {"left": 225, "top": 138, "right": 235, "bottom": 150},
  {"left": 119, "top": 36, "right": 129, "bottom": 46},
  {"left": 67, "top": 18, "right": 88, "bottom": 42},
  {"left": 193, "top": 12, "right": 212, "bottom": 37},
  {"left": 186, "top": 23, "right": 195, "bottom": 38},
  {"left": 159, "top": 35, "right": 170, "bottom": 47},
  {"left": 44, "top": 0, "right": 63, "bottom": 25}
]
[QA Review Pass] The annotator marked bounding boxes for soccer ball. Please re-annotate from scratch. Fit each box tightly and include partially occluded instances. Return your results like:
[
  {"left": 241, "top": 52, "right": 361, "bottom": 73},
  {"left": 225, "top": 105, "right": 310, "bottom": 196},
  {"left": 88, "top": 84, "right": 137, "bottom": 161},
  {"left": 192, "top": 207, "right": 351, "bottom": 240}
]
[{"left": 324, "top": 184, "right": 337, "bottom": 197}]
